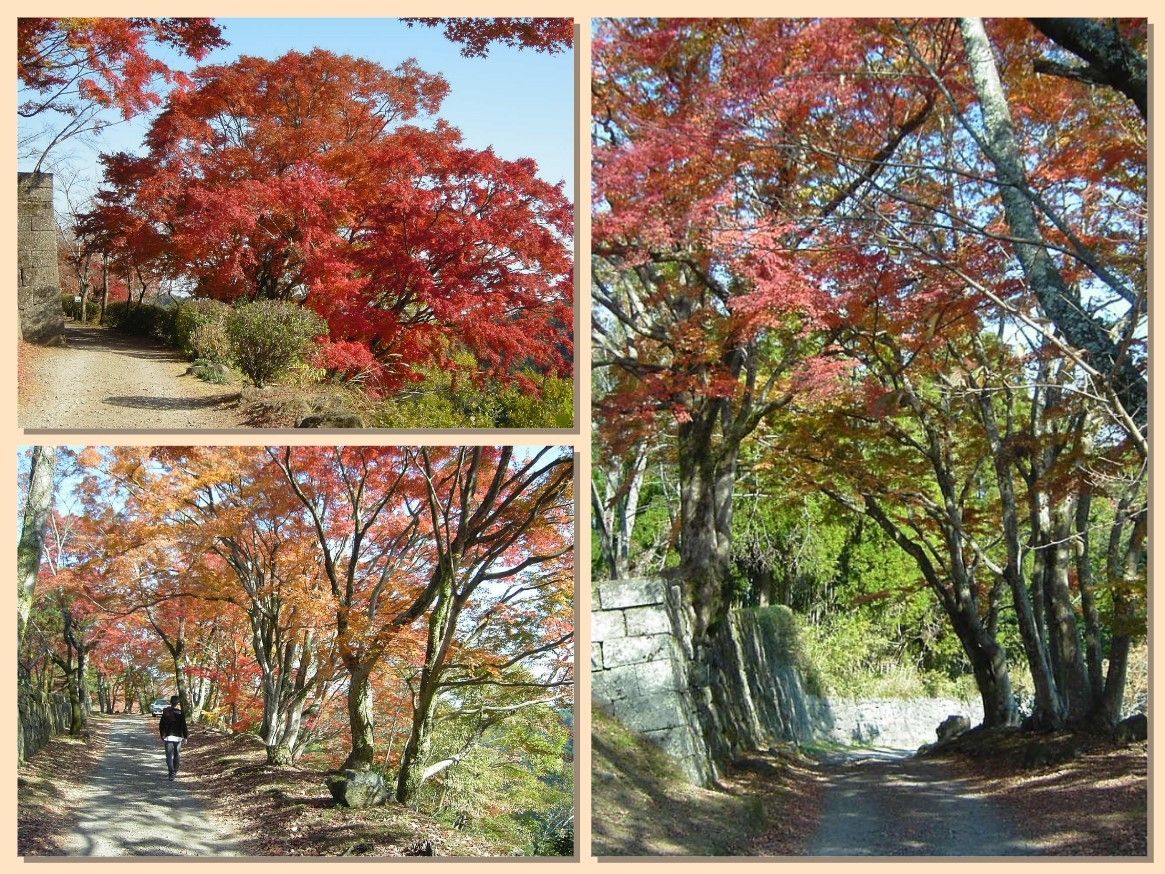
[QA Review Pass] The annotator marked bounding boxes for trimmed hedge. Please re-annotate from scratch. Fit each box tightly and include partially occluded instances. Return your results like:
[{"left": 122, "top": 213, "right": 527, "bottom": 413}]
[{"left": 104, "top": 301, "right": 176, "bottom": 341}]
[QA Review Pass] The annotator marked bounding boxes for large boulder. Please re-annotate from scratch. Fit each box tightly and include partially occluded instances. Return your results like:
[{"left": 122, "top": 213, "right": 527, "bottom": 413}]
[
  {"left": 1114, "top": 712, "right": 1148, "bottom": 744},
  {"left": 936, "top": 714, "right": 970, "bottom": 743},
  {"left": 325, "top": 769, "right": 389, "bottom": 809}
]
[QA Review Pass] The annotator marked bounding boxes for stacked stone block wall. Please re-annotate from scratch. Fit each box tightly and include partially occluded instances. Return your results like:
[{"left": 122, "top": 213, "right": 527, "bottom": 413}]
[
  {"left": 816, "top": 697, "right": 985, "bottom": 750},
  {"left": 593, "top": 576, "right": 996, "bottom": 785},
  {"left": 18, "top": 686, "right": 72, "bottom": 762},
  {"left": 18, "top": 172, "right": 66, "bottom": 344},
  {"left": 591, "top": 578, "right": 713, "bottom": 785}
]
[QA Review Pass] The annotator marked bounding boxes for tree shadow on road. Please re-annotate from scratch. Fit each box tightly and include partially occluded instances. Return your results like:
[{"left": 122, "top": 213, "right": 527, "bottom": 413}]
[
  {"left": 105, "top": 394, "right": 241, "bottom": 411},
  {"left": 64, "top": 324, "right": 187, "bottom": 364}
]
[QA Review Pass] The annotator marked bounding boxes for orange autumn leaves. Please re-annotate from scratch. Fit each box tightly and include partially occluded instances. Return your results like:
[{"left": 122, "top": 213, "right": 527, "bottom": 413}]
[{"left": 53, "top": 447, "right": 574, "bottom": 758}]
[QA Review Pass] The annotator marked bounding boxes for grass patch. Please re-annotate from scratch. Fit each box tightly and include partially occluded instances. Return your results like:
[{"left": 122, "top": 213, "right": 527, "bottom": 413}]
[{"left": 592, "top": 705, "right": 823, "bottom": 856}]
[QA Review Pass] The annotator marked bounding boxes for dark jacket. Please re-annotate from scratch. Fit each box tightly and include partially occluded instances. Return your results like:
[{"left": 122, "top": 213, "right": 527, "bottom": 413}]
[{"left": 159, "top": 706, "right": 189, "bottom": 740}]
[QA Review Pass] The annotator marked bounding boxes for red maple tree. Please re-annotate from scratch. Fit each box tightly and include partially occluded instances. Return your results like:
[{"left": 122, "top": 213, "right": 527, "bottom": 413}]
[{"left": 88, "top": 48, "right": 573, "bottom": 391}]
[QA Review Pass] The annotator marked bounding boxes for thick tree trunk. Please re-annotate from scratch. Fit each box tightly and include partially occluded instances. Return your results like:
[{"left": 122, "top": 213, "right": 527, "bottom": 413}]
[
  {"left": 253, "top": 623, "right": 314, "bottom": 765},
  {"left": 18, "top": 447, "right": 55, "bottom": 650},
  {"left": 59, "top": 603, "right": 88, "bottom": 735},
  {"left": 1040, "top": 498, "right": 1091, "bottom": 722},
  {"left": 396, "top": 569, "right": 457, "bottom": 803},
  {"left": 677, "top": 416, "right": 739, "bottom": 638},
  {"left": 395, "top": 681, "right": 440, "bottom": 803},
  {"left": 947, "top": 600, "right": 1018, "bottom": 727},
  {"left": 1028, "top": 18, "right": 1147, "bottom": 117},
  {"left": 342, "top": 660, "right": 376, "bottom": 770}
]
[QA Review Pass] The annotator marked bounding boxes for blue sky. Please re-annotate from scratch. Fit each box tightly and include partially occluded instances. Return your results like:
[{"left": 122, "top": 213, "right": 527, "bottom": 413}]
[{"left": 19, "top": 18, "right": 575, "bottom": 210}]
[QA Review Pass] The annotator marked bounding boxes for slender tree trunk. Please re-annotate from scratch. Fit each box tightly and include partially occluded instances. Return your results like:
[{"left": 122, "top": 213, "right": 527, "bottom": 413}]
[
  {"left": 18, "top": 447, "right": 55, "bottom": 650},
  {"left": 1075, "top": 490, "right": 1105, "bottom": 711},
  {"left": 592, "top": 442, "right": 648, "bottom": 579},
  {"left": 100, "top": 254, "right": 110, "bottom": 325},
  {"left": 976, "top": 381, "right": 1062, "bottom": 726},
  {"left": 396, "top": 570, "right": 458, "bottom": 803},
  {"left": 95, "top": 671, "right": 108, "bottom": 714},
  {"left": 1101, "top": 505, "right": 1145, "bottom": 720},
  {"left": 860, "top": 492, "right": 1018, "bottom": 727}
]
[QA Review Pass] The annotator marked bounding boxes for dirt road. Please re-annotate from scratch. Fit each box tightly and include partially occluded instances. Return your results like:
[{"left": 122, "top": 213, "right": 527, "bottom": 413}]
[
  {"left": 60, "top": 715, "right": 243, "bottom": 857},
  {"left": 807, "top": 749, "right": 1036, "bottom": 856},
  {"left": 20, "top": 323, "right": 244, "bottom": 430}
]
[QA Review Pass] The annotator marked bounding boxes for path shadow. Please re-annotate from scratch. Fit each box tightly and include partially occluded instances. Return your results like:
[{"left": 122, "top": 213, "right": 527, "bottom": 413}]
[
  {"left": 809, "top": 752, "right": 1037, "bottom": 856},
  {"left": 64, "top": 324, "right": 185, "bottom": 364},
  {"left": 106, "top": 394, "right": 241, "bottom": 411},
  {"left": 64, "top": 716, "right": 241, "bottom": 857}
]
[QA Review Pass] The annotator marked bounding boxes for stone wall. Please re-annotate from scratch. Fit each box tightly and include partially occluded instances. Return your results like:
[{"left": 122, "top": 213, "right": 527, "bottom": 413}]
[
  {"left": 592, "top": 577, "right": 713, "bottom": 784},
  {"left": 815, "top": 696, "right": 985, "bottom": 750},
  {"left": 593, "top": 576, "right": 993, "bottom": 784},
  {"left": 689, "top": 604, "right": 828, "bottom": 766},
  {"left": 592, "top": 579, "right": 826, "bottom": 784},
  {"left": 18, "top": 686, "right": 72, "bottom": 762},
  {"left": 18, "top": 172, "right": 65, "bottom": 344}
]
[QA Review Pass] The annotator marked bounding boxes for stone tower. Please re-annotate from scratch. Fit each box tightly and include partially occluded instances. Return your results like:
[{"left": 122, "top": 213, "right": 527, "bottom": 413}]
[{"left": 18, "top": 172, "right": 65, "bottom": 344}]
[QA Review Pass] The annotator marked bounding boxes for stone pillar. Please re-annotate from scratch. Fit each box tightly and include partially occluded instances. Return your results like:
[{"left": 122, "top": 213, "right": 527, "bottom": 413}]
[{"left": 18, "top": 172, "right": 65, "bottom": 344}]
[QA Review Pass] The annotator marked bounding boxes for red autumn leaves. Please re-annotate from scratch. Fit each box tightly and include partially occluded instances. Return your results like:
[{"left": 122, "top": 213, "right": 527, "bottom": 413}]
[{"left": 33, "top": 25, "right": 574, "bottom": 394}]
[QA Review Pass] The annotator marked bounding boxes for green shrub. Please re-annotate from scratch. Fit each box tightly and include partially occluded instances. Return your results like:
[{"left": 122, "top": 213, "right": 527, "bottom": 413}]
[
  {"left": 174, "top": 298, "right": 231, "bottom": 359},
  {"left": 752, "top": 605, "right": 827, "bottom": 697},
  {"left": 372, "top": 364, "right": 574, "bottom": 429},
  {"left": 226, "top": 300, "right": 326, "bottom": 387},
  {"left": 188, "top": 358, "right": 234, "bottom": 385},
  {"left": 188, "top": 319, "right": 232, "bottom": 364},
  {"left": 60, "top": 294, "right": 103, "bottom": 324},
  {"left": 105, "top": 301, "right": 176, "bottom": 340},
  {"left": 798, "top": 610, "right": 976, "bottom": 701},
  {"left": 497, "top": 375, "right": 574, "bottom": 428},
  {"left": 528, "top": 803, "right": 574, "bottom": 856}
]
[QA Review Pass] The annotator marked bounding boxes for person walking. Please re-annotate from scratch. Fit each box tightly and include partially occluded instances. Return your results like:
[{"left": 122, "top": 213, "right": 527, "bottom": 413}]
[{"left": 158, "top": 696, "right": 189, "bottom": 781}]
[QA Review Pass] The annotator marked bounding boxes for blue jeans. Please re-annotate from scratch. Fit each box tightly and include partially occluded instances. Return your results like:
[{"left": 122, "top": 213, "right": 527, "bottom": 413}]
[{"left": 165, "top": 740, "right": 182, "bottom": 776}]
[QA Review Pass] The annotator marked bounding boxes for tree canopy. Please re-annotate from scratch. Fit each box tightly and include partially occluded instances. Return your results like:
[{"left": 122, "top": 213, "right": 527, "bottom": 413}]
[{"left": 592, "top": 17, "right": 1146, "bottom": 730}]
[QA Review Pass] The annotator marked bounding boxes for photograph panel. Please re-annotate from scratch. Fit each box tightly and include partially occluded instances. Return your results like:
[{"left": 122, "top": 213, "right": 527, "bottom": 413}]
[
  {"left": 590, "top": 16, "right": 1147, "bottom": 858},
  {"left": 18, "top": 18, "right": 575, "bottom": 432},
  {"left": 17, "top": 445, "right": 575, "bottom": 857}
]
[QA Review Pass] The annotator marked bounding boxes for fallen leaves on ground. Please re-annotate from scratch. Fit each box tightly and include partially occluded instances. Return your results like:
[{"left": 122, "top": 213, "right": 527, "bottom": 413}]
[
  {"left": 18, "top": 712, "right": 113, "bottom": 856},
  {"left": 592, "top": 707, "right": 822, "bottom": 856},
  {"left": 936, "top": 731, "right": 1147, "bottom": 856},
  {"left": 179, "top": 726, "right": 515, "bottom": 856}
]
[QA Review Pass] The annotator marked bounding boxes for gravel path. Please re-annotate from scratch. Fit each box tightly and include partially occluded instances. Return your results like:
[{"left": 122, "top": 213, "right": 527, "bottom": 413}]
[
  {"left": 808, "top": 749, "right": 1037, "bottom": 856},
  {"left": 60, "top": 715, "right": 243, "bottom": 857},
  {"left": 20, "top": 323, "right": 244, "bottom": 431}
]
